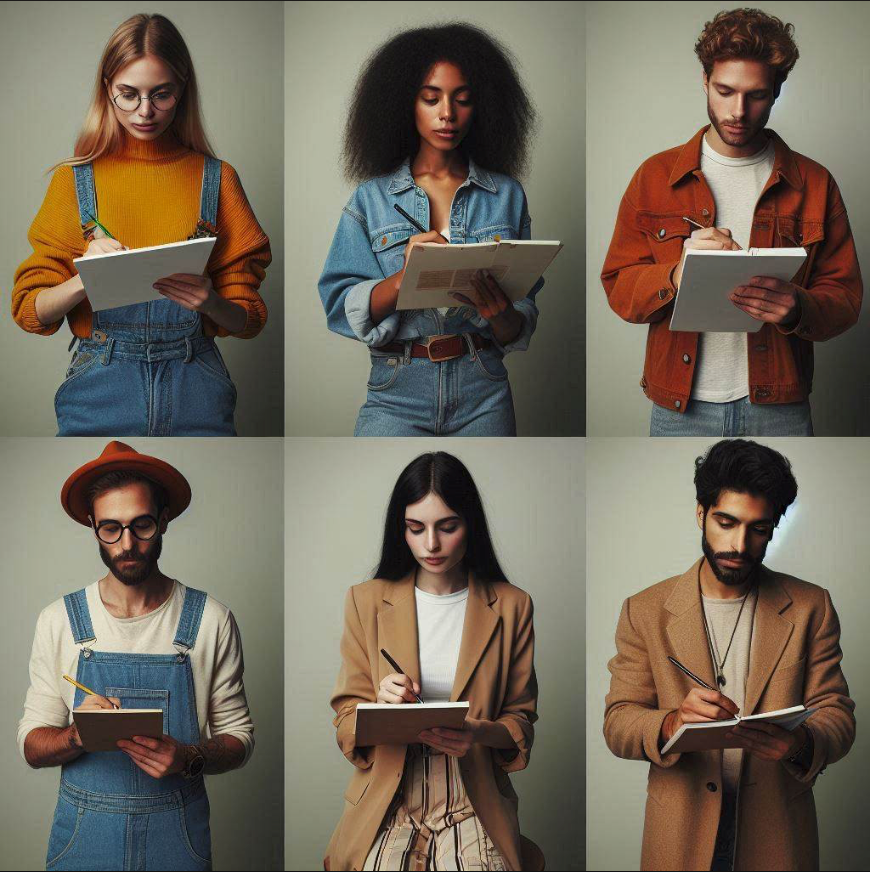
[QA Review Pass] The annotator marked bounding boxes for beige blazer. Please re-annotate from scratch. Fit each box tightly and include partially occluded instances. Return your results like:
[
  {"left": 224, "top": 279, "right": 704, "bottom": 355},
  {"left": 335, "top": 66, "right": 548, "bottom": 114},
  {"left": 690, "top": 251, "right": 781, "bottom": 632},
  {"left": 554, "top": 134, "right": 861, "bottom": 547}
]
[
  {"left": 604, "top": 558, "right": 856, "bottom": 871},
  {"left": 325, "top": 571, "right": 540, "bottom": 871}
]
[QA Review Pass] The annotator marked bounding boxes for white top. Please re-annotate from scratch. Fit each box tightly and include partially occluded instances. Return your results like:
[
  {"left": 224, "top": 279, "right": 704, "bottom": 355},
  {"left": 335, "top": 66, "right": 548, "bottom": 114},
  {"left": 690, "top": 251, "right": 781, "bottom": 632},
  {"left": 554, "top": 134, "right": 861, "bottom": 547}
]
[
  {"left": 17, "top": 580, "right": 254, "bottom": 765},
  {"left": 692, "top": 137, "right": 775, "bottom": 402},
  {"left": 415, "top": 585, "right": 468, "bottom": 702}
]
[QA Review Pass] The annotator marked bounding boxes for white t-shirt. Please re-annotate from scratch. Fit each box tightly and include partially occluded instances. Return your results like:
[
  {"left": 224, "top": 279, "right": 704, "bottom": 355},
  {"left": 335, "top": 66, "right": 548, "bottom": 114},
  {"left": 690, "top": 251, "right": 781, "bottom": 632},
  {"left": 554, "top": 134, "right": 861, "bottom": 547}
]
[
  {"left": 415, "top": 585, "right": 468, "bottom": 702},
  {"left": 437, "top": 227, "right": 451, "bottom": 316},
  {"left": 17, "top": 580, "right": 254, "bottom": 764},
  {"left": 691, "top": 136, "right": 775, "bottom": 402}
]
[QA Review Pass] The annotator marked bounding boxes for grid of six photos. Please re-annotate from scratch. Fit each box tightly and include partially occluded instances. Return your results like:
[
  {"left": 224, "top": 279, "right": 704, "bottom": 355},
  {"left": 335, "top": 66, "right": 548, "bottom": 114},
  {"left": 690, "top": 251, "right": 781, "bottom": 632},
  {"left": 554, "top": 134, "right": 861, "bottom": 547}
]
[{"left": 0, "top": 2, "right": 867, "bottom": 870}]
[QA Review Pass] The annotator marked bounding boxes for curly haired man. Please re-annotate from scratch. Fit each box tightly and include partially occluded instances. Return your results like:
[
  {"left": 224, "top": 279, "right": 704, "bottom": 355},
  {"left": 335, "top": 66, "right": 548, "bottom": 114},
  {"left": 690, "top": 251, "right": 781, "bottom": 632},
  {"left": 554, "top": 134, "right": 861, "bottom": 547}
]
[{"left": 602, "top": 9, "right": 862, "bottom": 437}]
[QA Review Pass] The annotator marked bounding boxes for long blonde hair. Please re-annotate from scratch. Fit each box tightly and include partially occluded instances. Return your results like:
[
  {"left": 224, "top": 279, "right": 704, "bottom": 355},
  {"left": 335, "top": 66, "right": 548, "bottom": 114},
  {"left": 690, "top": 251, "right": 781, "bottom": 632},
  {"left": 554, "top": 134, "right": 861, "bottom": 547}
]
[{"left": 51, "top": 13, "right": 215, "bottom": 171}]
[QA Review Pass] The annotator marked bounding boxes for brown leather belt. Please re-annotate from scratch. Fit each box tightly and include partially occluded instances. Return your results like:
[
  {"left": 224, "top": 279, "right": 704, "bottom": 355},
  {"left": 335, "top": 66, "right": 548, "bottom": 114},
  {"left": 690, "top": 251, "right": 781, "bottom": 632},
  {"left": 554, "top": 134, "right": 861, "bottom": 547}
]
[{"left": 380, "top": 334, "right": 489, "bottom": 363}]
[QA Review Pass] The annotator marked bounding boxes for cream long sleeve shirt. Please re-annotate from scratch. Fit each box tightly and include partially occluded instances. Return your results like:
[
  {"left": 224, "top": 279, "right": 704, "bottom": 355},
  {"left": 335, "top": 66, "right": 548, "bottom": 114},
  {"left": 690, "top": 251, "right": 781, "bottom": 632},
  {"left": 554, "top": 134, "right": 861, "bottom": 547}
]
[{"left": 17, "top": 580, "right": 254, "bottom": 765}]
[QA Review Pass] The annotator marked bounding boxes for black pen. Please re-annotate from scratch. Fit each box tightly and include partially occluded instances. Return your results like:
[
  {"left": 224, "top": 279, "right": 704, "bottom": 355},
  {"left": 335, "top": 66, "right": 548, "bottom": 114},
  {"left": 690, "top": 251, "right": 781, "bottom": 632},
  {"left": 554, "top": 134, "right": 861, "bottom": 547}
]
[
  {"left": 380, "top": 648, "right": 424, "bottom": 703},
  {"left": 667, "top": 656, "right": 717, "bottom": 692},
  {"left": 393, "top": 204, "right": 428, "bottom": 235}
]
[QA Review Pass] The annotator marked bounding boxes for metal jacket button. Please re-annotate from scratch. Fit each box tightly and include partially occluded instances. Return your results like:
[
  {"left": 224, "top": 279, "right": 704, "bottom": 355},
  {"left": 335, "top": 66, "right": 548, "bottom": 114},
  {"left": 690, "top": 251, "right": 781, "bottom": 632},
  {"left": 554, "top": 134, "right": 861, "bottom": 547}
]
[
  {"left": 702, "top": 208, "right": 710, "bottom": 217},
  {"left": 658, "top": 228, "right": 666, "bottom": 238},
  {"left": 658, "top": 288, "right": 669, "bottom": 300},
  {"left": 707, "top": 782, "right": 718, "bottom": 792},
  {"left": 682, "top": 354, "right": 691, "bottom": 364},
  {"left": 674, "top": 400, "right": 682, "bottom": 409},
  {"left": 381, "top": 236, "right": 387, "bottom": 245}
]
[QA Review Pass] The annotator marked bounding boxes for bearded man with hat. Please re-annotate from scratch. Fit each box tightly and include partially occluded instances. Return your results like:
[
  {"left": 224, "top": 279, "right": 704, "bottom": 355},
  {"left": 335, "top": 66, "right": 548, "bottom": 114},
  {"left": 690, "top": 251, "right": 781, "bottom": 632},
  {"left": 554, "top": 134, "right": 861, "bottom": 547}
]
[{"left": 17, "top": 441, "right": 254, "bottom": 871}]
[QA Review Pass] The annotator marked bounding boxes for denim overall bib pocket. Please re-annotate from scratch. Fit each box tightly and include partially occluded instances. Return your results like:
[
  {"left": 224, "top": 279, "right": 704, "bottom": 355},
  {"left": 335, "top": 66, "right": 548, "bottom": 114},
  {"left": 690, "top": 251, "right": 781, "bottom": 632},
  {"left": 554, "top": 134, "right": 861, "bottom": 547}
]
[
  {"left": 46, "top": 587, "right": 212, "bottom": 871},
  {"left": 55, "top": 157, "right": 237, "bottom": 437}
]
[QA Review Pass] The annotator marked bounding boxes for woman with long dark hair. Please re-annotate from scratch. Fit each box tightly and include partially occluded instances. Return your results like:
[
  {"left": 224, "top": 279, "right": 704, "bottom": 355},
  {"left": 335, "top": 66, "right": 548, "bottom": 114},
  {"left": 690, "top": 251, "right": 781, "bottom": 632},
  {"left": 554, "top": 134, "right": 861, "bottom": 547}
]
[
  {"left": 11, "top": 13, "right": 271, "bottom": 436},
  {"left": 327, "top": 452, "right": 541, "bottom": 871},
  {"left": 319, "top": 24, "right": 542, "bottom": 437}
]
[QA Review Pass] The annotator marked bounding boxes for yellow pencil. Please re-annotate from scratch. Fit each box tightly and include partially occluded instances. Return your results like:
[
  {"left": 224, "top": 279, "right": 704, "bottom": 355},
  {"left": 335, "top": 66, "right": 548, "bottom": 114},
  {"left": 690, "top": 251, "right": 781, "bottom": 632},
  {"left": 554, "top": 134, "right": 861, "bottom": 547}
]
[{"left": 63, "top": 674, "right": 120, "bottom": 709}]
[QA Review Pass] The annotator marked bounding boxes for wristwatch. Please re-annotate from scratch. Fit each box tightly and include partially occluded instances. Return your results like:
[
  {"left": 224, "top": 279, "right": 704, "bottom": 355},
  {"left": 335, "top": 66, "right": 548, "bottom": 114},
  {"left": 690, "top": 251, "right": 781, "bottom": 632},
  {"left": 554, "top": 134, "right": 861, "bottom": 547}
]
[{"left": 182, "top": 746, "right": 206, "bottom": 779}]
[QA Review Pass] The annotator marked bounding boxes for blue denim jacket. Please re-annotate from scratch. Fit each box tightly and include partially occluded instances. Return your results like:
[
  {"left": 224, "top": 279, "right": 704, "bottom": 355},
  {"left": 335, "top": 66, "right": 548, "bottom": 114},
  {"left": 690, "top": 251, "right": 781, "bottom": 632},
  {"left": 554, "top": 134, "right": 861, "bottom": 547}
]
[{"left": 319, "top": 158, "right": 543, "bottom": 354}]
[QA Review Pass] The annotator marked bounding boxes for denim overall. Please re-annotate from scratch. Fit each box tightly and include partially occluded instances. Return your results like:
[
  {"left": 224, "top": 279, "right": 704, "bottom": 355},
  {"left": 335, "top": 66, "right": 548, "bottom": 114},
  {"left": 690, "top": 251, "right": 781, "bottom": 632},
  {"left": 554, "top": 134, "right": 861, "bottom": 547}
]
[
  {"left": 45, "top": 587, "right": 212, "bottom": 871},
  {"left": 55, "top": 158, "right": 237, "bottom": 436}
]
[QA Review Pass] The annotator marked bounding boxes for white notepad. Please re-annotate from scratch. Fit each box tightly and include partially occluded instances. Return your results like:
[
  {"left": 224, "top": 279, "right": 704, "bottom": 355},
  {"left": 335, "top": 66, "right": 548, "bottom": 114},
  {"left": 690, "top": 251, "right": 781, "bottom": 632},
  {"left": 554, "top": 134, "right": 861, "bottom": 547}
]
[
  {"left": 397, "top": 239, "right": 562, "bottom": 310},
  {"left": 669, "top": 247, "right": 807, "bottom": 333},
  {"left": 661, "top": 704, "right": 815, "bottom": 755},
  {"left": 354, "top": 701, "right": 469, "bottom": 746},
  {"left": 72, "top": 708, "right": 164, "bottom": 752},
  {"left": 74, "top": 236, "right": 217, "bottom": 312}
]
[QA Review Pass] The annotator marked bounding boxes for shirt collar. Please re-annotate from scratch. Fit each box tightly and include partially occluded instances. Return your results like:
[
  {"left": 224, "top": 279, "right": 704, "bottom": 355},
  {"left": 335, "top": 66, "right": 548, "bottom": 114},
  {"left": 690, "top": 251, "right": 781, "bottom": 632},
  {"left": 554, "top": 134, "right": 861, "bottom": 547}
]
[
  {"left": 668, "top": 125, "right": 803, "bottom": 191},
  {"left": 387, "top": 156, "right": 498, "bottom": 194}
]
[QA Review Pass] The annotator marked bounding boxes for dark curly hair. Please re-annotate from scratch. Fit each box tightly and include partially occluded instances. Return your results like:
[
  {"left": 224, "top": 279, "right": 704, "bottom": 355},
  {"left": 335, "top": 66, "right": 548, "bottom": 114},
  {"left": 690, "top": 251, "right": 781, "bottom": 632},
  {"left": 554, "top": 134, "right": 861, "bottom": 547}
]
[
  {"left": 87, "top": 470, "right": 168, "bottom": 518},
  {"left": 695, "top": 8, "right": 799, "bottom": 94},
  {"left": 343, "top": 23, "right": 536, "bottom": 183},
  {"left": 694, "top": 439, "right": 797, "bottom": 525}
]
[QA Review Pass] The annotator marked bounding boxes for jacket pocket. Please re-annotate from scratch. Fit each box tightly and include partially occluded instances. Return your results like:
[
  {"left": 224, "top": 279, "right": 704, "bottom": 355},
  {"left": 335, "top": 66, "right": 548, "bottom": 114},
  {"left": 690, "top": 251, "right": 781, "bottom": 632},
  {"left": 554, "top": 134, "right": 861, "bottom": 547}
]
[
  {"left": 636, "top": 212, "right": 693, "bottom": 264},
  {"left": 344, "top": 769, "right": 371, "bottom": 805},
  {"left": 469, "top": 223, "right": 517, "bottom": 243},
  {"left": 776, "top": 215, "right": 825, "bottom": 284},
  {"left": 371, "top": 224, "right": 413, "bottom": 276}
]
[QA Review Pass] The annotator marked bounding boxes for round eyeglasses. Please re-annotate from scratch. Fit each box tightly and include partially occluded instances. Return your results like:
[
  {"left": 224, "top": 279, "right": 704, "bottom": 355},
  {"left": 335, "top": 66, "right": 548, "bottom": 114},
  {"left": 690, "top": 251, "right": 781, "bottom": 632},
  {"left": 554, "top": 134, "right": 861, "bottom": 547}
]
[
  {"left": 112, "top": 90, "right": 178, "bottom": 113},
  {"left": 94, "top": 514, "right": 159, "bottom": 544}
]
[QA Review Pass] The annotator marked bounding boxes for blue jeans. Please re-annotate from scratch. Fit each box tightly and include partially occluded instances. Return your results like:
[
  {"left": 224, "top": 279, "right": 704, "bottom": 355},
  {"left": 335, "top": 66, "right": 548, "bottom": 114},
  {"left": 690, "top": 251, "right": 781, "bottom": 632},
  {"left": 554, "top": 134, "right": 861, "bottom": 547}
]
[
  {"left": 650, "top": 396, "right": 814, "bottom": 437},
  {"left": 48, "top": 587, "right": 212, "bottom": 870},
  {"left": 354, "top": 338, "right": 516, "bottom": 436}
]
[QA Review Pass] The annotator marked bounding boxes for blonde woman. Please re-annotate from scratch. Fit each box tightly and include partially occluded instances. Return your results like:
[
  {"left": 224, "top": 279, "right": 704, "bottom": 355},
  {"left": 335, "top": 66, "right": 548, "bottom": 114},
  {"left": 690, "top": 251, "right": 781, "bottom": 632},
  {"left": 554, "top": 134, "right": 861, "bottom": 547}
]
[{"left": 11, "top": 13, "right": 271, "bottom": 436}]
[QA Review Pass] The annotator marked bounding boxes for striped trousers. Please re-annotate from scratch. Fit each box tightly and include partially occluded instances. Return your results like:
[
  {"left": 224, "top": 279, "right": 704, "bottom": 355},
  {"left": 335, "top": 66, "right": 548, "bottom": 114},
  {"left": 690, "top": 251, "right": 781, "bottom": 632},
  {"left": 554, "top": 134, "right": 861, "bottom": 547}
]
[{"left": 364, "top": 745, "right": 507, "bottom": 871}]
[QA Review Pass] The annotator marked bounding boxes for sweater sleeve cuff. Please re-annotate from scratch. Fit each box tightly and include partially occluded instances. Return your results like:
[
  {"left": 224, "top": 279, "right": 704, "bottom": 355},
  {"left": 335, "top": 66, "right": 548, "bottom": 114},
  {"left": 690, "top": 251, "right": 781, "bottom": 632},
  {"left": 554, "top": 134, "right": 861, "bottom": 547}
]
[
  {"left": 344, "top": 279, "right": 401, "bottom": 347},
  {"left": 16, "top": 293, "right": 63, "bottom": 336}
]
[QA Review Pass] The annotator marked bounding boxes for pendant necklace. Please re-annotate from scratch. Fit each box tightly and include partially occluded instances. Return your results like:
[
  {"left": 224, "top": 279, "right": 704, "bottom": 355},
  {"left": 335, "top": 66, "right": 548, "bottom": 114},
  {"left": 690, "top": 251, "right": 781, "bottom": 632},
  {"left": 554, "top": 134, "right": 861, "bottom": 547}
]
[{"left": 699, "top": 561, "right": 756, "bottom": 688}]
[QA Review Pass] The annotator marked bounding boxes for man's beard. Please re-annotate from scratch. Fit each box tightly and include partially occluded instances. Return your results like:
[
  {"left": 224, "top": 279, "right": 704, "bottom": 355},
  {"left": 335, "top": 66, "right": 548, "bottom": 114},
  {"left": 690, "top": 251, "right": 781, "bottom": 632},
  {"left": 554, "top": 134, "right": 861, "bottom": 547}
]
[
  {"left": 706, "top": 98, "right": 770, "bottom": 150},
  {"left": 701, "top": 527, "right": 765, "bottom": 587},
  {"left": 99, "top": 536, "right": 162, "bottom": 586}
]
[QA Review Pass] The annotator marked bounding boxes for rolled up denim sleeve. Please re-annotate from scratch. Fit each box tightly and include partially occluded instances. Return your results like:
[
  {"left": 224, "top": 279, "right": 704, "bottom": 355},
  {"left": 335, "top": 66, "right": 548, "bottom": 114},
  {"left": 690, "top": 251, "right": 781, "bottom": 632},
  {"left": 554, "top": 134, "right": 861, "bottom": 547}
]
[
  {"left": 490, "top": 207, "right": 542, "bottom": 355},
  {"left": 318, "top": 202, "right": 401, "bottom": 346}
]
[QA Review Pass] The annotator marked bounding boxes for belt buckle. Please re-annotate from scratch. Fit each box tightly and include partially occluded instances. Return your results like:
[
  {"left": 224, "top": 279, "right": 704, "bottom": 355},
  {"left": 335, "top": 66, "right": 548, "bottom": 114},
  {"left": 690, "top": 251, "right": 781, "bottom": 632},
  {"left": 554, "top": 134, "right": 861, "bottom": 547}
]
[{"left": 425, "top": 334, "right": 460, "bottom": 363}]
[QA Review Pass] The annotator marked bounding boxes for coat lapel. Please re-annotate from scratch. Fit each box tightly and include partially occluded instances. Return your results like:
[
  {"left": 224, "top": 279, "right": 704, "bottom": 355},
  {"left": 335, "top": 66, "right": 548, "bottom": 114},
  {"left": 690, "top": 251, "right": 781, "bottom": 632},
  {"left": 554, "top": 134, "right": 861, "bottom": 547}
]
[
  {"left": 665, "top": 558, "right": 718, "bottom": 689},
  {"left": 377, "top": 570, "right": 421, "bottom": 687},
  {"left": 451, "top": 573, "right": 499, "bottom": 702},
  {"left": 743, "top": 567, "right": 794, "bottom": 715}
]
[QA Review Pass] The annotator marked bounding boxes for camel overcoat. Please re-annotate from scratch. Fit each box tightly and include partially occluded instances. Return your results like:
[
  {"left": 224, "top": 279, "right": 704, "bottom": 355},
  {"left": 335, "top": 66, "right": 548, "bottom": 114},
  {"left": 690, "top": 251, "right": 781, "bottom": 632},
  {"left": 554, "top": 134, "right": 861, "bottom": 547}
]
[
  {"left": 325, "top": 572, "right": 540, "bottom": 871},
  {"left": 604, "top": 558, "right": 855, "bottom": 871}
]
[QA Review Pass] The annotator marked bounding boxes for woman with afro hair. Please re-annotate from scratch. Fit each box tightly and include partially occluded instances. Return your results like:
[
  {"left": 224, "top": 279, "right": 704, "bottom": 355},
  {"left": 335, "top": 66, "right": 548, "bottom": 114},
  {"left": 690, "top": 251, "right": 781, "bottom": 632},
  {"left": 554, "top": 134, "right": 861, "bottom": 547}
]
[{"left": 318, "top": 23, "right": 542, "bottom": 437}]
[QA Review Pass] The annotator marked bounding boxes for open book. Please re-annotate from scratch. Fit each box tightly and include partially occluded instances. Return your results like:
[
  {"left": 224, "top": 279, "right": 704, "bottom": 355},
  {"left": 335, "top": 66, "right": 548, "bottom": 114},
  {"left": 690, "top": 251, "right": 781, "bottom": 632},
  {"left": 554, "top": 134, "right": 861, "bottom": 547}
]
[
  {"left": 661, "top": 704, "right": 815, "bottom": 755},
  {"left": 669, "top": 246, "right": 807, "bottom": 333},
  {"left": 73, "top": 708, "right": 164, "bottom": 752},
  {"left": 397, "top": 239, "right": 563, "bottom": 310},
  {"left": 354, "top": 701, "right": 469, "bottom": 746},
  {"left": 73, "top": 236, "right": 217, "bottom": 312}
]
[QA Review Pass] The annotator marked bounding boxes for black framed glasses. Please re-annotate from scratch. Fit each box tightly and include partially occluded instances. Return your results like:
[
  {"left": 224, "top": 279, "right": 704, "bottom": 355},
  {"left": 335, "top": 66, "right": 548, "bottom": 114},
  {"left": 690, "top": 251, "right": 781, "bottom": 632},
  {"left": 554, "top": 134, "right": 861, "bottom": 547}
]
[
  {"left": 112, "top": 90, "right": 178, "bottom": 113},
  {"left": 93, "top": 514, "right": 159, "bottom": 544}
]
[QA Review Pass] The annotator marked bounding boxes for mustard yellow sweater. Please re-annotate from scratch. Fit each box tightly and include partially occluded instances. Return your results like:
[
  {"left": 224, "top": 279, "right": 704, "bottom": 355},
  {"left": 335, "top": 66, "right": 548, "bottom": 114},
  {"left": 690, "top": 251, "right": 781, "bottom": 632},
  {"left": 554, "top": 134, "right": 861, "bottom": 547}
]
[{"left": 11, "top": 129, "right": 271, "bottom": 339}]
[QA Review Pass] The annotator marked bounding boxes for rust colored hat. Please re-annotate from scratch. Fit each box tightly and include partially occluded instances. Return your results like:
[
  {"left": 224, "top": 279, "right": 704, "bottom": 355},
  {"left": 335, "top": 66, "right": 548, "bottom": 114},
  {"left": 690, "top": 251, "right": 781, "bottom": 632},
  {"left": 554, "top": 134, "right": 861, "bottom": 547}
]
[{"left": 61, "top": 441, "right": 191, "bottom": 526}]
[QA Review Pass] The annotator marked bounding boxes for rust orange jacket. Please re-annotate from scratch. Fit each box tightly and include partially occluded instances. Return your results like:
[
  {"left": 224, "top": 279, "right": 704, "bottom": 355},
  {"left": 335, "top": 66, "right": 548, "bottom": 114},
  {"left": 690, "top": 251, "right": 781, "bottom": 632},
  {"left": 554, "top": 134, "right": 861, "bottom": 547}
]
[{"left": 601, "top": 126, "right": 862, "bottom": 413}]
